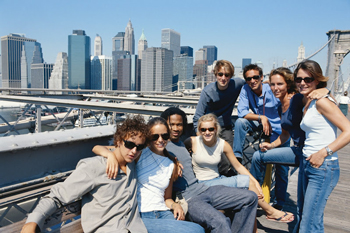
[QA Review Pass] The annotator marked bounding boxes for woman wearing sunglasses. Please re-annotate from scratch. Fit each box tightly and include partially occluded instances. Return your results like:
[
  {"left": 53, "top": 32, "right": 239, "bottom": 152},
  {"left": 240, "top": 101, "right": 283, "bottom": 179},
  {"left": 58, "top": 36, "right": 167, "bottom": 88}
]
[
  {"left": 93, "top": 117, "right": 204, "bottom": 233},
  {"left": 184, "top": 113, "right": 294, "bottom": 228},
  {"left": 292, "top": 60, "right": 350, "bottom": 233}
]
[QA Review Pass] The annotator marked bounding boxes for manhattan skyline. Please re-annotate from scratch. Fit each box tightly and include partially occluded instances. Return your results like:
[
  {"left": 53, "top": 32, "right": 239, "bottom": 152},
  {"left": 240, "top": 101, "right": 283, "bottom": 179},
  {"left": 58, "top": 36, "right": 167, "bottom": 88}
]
[{"left": 1, "top": 0, "right": 349, "bottom": 75}]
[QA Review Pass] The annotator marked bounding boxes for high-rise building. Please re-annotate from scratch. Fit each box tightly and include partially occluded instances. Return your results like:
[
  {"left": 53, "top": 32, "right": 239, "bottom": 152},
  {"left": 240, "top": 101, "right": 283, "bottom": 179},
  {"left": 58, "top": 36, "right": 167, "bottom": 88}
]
[
  {"left": 161, "top": 29, "right": 180, "bottom": 57},
  {"left": 94, "top": 34, "right": 103, "bottom": 56},
  {"left": 112, "top": 50, "right": 130, "bottom": 90},
  {"left": 297, "top": 42, "right": 305, "bottom": 63},
  {"left": 242, "top": 58, "right": 252, "bottom": 69},
  {"left": 49, "top": 52, "right": 68, "bottom": 92},
  {"left": 195, "top": 48, "right": 207, "bottom": 62},
  {"left": 68, "top": 30, "right": 91, "bottom": 89},
  {"left": 203, "top": 45, "right": 217, "bottom": 65},
  {"left": 117, "top": 55, "right": 140, "bottom": 91},
  {"left": 173, "top": 55, "right": 193, "bottom": 91},
  {"left": 91, "top": 55, "right": 112, "bottom": 90},
  {"left": 0, "top": 54, "right": 2, "bottom": 87},
  {"left": 31, "top": 63, "right": 53, "bottom": 89},
  {"left": 138, "top": 29, "right": 148, "bottom": 60},
  {"left": 141, "top": 47, "right": 173, "bottom": 92},
  {"left": 112, "top": 32, "right": 125, "bottom": 52},
  {"left": 180, "top": 46, "right": 193, "bottom": 57},
  {"left": 124, "top": 20, "right": 135, "bottom": 54},
  {"left": 21, "top": 42, "right": 44, "bottom": 88},
  {"left": 1, "top": 33, "right": 37, "bottom": 88}
]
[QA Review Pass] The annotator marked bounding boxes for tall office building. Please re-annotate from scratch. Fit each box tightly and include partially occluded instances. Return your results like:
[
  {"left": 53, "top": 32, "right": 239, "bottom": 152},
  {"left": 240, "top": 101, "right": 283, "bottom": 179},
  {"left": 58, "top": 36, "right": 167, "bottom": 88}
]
[
  {"left": 94, "top": 34, "right": 102, "bottom": 56},
  {"left": 180, "top": 46, "right": 193, "bottom": 57},
  {"left": 31, "top": 63, "right": 53, "bottom": 89},
  {"left": 138, "top": 30, "right": 148, "bottom": 60},
  {"left": 49, "top": 52, "right": 68, "bottom": 91},
  {"left": 68, "top": 30, "right": 91, "bottom": 89},
  {"left": 203, "top": 45, "right": 217, "bottom": 65},
  {"left": 141, "top": 47, "right": 173, "bottom": 92},
  {"left": 124, "top": 20, "right": 135, "bottom": 54},
  {"left": 91, "top": 55, "right": 112, "bottom": 90},
  {"left": 112, "top": 32, "right": 125, "bottom": 52},
  {"left": 1, "top": 33, "right": 37, "bottom": 88},
  {"left": 173, "top": 55, "right": 193, "bottom": 91},
  {"left": 0, "top": 54, "right": 2, "bottom": 87},
  {"left": 242, "top": 58, "right": 252, "bottom": 69},
  {"left": 161, "top": 29, "right": 180, "bottom": 57},
  {"left": 21, "top": 42, "right": 44, "bottom": 88},
  {"left": 117, "top": 55, "right": 140, "bottom": 91},
  {"left": 195, "top": 48, "right": 207, "bottom": 62},
  {"left": 297, "top": 42, "right": 305, "bottom": 62}
]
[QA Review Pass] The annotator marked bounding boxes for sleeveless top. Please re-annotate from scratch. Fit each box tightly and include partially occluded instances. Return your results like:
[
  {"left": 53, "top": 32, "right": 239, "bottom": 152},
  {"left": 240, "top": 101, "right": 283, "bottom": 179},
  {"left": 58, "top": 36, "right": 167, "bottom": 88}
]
[
  {"left": 300, "top": 96, "right": 338, "bottom": 160},
  {"left": 136, "top": 147, "right": 174, "bottom": 212},
  {"left": 192, "top": 136, "right": 224, "bottom": 181}
]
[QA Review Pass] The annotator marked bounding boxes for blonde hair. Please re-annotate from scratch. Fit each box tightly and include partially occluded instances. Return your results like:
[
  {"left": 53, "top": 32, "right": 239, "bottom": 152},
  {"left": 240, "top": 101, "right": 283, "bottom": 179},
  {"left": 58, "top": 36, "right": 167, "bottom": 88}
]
[{"left": 197, "top": 113, "right": 221, "bottom": 137}]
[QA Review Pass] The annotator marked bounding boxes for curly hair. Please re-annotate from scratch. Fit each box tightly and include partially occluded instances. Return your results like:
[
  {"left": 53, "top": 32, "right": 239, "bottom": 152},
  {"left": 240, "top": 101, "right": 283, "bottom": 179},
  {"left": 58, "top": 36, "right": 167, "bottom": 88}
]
[
  {"left": 269, "top": 67, "right": 298, "bottom": 94},
  {"left": 197, "top": 113, "right": 221, "bottom": 137},
  {"left": 113, "top": 115, "right": 149, "bottom": 147},
  {"left": 160, "top": 107, "right": 188, "bottom": 134}
]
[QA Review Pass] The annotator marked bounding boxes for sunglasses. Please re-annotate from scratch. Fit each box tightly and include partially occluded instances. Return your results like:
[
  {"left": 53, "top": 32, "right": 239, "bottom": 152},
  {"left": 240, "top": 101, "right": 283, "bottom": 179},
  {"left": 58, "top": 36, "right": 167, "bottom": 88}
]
[
  {"left": 151, "top": 133, "right": 170, "bottom": 141},
  {"left": 200, "top": 127, "right": 215, "bottom": 132},
  {"left": 294, "top": 77, "right": 315, "bottom": 83},
  {"left": 217, "top": 72, "right": 230, "bottom": 77},
  {"left": 245, "top": 75, "right": 260, "bottom": 82},
  {"left": 123, "top": 140, "right": 146, "bottom": 151}
]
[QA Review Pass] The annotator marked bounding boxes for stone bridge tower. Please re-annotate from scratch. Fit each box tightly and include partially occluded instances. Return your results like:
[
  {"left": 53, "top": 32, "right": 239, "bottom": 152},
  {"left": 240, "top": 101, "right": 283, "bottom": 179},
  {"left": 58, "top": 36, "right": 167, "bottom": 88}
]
[{"left": 326, "top": 30, "right": 350, "bottom": 94}]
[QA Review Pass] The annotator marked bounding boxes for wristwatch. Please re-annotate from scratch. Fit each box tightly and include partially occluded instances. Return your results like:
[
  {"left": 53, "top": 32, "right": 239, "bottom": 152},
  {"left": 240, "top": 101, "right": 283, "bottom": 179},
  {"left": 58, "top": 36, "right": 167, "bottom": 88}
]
[{"left": 325, "top": 146, "right": 333, "bottom": 156}]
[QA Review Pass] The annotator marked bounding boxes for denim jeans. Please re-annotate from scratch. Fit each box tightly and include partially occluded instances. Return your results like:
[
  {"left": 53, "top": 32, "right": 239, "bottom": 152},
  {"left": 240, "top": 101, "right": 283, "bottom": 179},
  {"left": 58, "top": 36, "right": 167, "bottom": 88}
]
[
  {"left": 249, "top": 142, "right": 297, "bottom": 207},
  {"left": 140, "top": 210, "right": 205, "bottom": 233},
  {"left": 198, "top": 175, "right": 250, "bottom": 189},
  {"left": 293, "top": 158, "right": 340, "bottom": 233},
  {"left": 187, "top": 185, "right": 258, "bottom": 233}
]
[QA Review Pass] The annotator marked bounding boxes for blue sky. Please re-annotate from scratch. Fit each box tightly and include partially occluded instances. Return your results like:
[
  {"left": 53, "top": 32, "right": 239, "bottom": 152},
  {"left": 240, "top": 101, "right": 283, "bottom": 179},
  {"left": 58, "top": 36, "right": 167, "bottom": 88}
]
[{"left": 1, "top": 0, "right": 350, "bottom": 76}]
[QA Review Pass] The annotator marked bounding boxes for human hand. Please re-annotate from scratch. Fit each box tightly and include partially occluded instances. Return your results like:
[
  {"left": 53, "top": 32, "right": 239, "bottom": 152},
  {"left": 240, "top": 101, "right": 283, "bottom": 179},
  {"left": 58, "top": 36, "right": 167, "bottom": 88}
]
[
  {"left": 177, "top": 162, "right": 183, "bottom": 177},
  {"left": 259, "top": 142, "right": 273, "bottom": 152},
  {"left": 306, "top": 149, "right": 326, "bottom": 168},
  {"left": 308, "top": 88, "right": 329, "bottom": 100},
  {"left": 172, "top": 203, "right": 185, "bottom": 220},
  {"left": 261, "top": 116, "right": 272, "bottom": 136},
  {"left": 254, "top": 180, "right": 264, "bottom": 199},
  {"left": 106, "top": 153, "right": 119, "bottom": 179}
]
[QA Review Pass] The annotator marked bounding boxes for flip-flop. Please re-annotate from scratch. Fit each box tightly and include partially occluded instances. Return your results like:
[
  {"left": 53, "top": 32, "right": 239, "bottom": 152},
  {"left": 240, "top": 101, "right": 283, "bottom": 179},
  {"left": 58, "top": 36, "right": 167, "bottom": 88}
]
[{"left": 266, "top": 211, "right": 294, "bottom": 223}]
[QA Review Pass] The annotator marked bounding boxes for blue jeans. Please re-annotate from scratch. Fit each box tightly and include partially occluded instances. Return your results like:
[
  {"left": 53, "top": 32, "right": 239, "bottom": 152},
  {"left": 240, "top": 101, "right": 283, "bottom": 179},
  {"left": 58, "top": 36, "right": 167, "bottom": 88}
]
[
  {"left": 250, "top": 142, "right": 297, "bottom": 206},
  {"left": 187, "top": 185, "right": 258, "bottom": 233},
  {"left": 293, "top": 158, "right": 339, "bottom": 233},
  {"left": 198, "top": 175, "right": 250, "bottom": 189},
  {"left": 140, "top": 210, "right": 204, "bottom": 233}
]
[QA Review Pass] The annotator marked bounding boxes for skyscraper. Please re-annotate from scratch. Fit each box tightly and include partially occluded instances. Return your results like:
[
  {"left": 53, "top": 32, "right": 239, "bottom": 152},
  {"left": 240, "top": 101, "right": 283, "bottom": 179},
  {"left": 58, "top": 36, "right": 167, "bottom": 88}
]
[
  {"left": 94, "top": 34, "right": 103, "bottom": 56},
  {"left": 1, "top": 33, "right": 37, "bottom": 88},
  {"left": 49, "top": 52, "right": 68, "bottom": 92},
  {"left": 138, "top": 29, "right": 148, "bottom": 60},
  {"left": 242, "top": 58, "right": 252, "bottom": 69},
  {"left": 68, "top": 30, "right": 91, "bottom": 89},
  {"left": 124, "top": 20, "right": 135, "bottom": 54},
  {"left": 173, "top": 55, "right": 193, "bottom": 91},
  {"left": 141, "top": 47, "right": 173, "bottom": 92},
  {"left": 91, "top": 55, "right": 112, "bottom": 90},
  {"left": 21, "top": 42, "right": 44, "bottom": 88},
  {"left": 297, "top": 42, "right": 305, "bottom": 63},
  {"left": 31, "top": 63, "right": 53, "bottom": 89},
  {"left": 112, "top": 32, "right": 125, "bottom": 52},
  {"left": 203, "top": 45, "right": 217, "bottom": 65},
  {"left": 180, "top": 46, "right": 193, "bottom": 57},
  {"left": 195, "top": 48, "right": 207, "bottom": 62},
  {"left": 161, "top": 29, "right": 180, "bottom": 57},
  {"left": 117, "top": 55, "right": 140, "bottom": 91}
]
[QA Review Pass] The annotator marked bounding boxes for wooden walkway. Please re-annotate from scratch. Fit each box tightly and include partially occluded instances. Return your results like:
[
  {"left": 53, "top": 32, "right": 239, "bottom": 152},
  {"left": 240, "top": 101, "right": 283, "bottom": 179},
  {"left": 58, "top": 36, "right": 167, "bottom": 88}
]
[{"left": 256, "top": 126, "right": 350, "bottom": 232}]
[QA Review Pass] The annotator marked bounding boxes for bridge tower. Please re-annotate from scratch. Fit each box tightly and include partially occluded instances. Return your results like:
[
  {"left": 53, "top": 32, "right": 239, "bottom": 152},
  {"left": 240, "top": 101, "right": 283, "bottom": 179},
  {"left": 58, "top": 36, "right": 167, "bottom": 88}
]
[{"left": 326, "top": 30, "right": 350, "bottom": 94}]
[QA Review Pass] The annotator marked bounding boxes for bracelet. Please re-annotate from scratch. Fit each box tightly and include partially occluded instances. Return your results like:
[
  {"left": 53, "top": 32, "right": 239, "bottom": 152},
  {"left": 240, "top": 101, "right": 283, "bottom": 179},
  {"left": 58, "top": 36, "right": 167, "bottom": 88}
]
[{"left": 258, "top": 115, "right": 261, "bottom": 123}]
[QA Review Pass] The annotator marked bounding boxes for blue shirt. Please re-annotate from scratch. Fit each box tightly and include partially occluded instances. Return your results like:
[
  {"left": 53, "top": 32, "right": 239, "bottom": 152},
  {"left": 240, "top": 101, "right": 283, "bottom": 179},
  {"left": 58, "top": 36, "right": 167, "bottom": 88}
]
[{"left": 237, "top": 83, "right": 281, "bottom": 141}]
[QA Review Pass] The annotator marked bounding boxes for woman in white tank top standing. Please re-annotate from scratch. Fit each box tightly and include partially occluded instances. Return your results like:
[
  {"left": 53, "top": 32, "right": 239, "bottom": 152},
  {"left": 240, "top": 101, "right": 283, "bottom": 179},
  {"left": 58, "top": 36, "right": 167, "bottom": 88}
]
[{"left": 294, "top": 60, "right": 350, "bottom": 233}]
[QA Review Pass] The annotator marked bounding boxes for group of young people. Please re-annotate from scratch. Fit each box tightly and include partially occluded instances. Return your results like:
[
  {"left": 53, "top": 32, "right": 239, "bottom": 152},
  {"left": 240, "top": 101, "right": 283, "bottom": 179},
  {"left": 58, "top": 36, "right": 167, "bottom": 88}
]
[{"left": 21, "top": 59, "right": 350, "bottom": 233}]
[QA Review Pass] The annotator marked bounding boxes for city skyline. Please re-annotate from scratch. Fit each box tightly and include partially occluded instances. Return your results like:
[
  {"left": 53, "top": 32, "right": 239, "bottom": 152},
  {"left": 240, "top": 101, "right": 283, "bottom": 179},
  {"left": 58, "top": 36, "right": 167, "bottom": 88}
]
[{"left": 0, "top": 0, "right": 349, "bottom": 76}]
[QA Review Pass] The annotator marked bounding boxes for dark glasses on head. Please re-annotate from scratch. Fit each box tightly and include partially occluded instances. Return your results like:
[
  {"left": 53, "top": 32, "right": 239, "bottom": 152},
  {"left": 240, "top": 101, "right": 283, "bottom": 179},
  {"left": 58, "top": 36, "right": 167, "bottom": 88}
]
[
  {"left": 217, "top": 72, "right": 230, "bottom": 77},
  {"left": 294, "top": 77, "right": 315, "bottom": 83},
  {"left": 245, "top": 75, "right": 260, "bottom": 82},
  {"left": 151, "top": 133, "right": 170, "bottom": 141},
  {"left": 200, "top": 127, "right": 215, "bottom": 132},
  {"left": 123, "top": 140, "right": 146, "bottom": 151}
]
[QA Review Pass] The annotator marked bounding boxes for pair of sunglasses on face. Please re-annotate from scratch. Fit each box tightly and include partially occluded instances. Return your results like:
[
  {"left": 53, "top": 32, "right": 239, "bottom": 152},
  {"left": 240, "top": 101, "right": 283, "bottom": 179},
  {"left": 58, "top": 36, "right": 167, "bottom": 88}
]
[
  {"left": 151, "top": 133, "right": 170, "bottom": 141},
  {"left": 294, "top": 77, "right": 315, "bottom": 83},
  {"left": 123, "top": 140, "right": 146, "bottom": 151},
  {"left": 200, "top": 127, "right": 215, "bottom": 132},
  {"left": 217, "top": 72, "right": 230, "bottom": 77},
  {"left": 245, "top": 75, "right": 260, "bottom": 82}
]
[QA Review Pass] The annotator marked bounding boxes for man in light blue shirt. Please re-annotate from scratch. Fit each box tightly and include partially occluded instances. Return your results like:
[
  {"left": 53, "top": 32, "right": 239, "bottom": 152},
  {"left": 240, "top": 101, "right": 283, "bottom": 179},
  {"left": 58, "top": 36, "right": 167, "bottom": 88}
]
[{"left": 233, "top": 64, "right": 289, "bottom": 210}]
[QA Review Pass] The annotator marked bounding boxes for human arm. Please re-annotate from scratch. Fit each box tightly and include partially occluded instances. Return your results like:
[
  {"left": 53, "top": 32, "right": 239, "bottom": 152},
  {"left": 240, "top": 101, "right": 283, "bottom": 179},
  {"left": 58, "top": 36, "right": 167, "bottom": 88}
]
[
  {"left": 92, "top": 145, "right": 119, "bottom": 179},
  {"left": 21, "top": 222, "right": 39, "bottom": 233},
  {"left": 259, "top": 128, "right": 290, "bottom": 152},
  {"left": 307, "top": 97, "right": 350, "bottom": 168},
  {"left": 164, "top": 172, "right": 185, "bottom": 220},
  {"left": 307, "top": 87, "right": 330, "bottom": 100},
  {"left": 244, "top": 113, "right": 272, "bottom": 136},
  {"left": 223, "top": 142, "right": 263, "bottom": 198}
]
